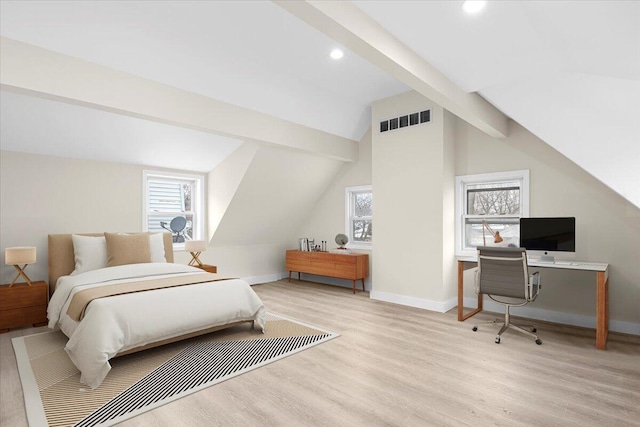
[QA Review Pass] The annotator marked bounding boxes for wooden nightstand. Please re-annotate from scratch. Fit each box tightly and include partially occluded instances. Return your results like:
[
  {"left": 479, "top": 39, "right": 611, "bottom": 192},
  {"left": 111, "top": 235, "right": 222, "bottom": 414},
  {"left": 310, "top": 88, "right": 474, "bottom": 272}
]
[
  {"left": 195, "top": 264, "right": 217, "bottom": 274},
  {"left": 0, "top": 281, "right": 48, "bottom": 333}
]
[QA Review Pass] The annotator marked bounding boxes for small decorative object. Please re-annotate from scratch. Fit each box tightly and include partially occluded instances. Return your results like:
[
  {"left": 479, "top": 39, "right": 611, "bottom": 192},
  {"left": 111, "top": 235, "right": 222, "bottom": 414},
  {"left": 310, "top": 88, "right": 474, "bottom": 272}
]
[
  {"left": 335, "top": 233, "right": 349, "bottom": 249},
  {"left": 299, "top": 238, "right": 309, "bottom": 251},
  {"left": 185, "top": 240, "right": 207, "bottom": 267},
  {"left": 5, "top": 246, "right": 37, "bottom": 286},
  {"left": 482, "top": 220, "right": 504, "bottom": 246}
]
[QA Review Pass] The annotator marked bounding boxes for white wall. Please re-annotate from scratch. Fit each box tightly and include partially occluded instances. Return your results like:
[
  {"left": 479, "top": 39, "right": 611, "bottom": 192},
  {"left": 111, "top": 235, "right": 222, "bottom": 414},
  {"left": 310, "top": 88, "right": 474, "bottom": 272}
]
[
  {"left": 208, "top": 142, "right": 259, "bottom": 241},
  {"left": 294, "top": 130, "right": 373, "bottom": 290},
  {"left": 442, "top": 110, "right": 457, "bottom": 301},
  {"left": 457, "top": 119, "right": 640, "bottom": 333},
  {"left": 371, "top": 91, "right": 456, "bottom": 310},
  {"left": 0, "top": 151, "right": 151, "bottom": 284},
  {"left": 211, "top": 144, "right": 344, "bottom": 247}
]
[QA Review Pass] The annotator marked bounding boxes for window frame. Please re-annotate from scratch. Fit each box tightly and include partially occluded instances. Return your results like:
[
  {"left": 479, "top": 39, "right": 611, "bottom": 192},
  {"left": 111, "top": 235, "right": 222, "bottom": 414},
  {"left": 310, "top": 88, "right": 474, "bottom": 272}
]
[
  {"left": 345, "top": 185, "right": 373, "bottom": 250},
  {"left": 142, "top": 170, "right": 205, "bottom": 250},
  {"left": 455, "top": 170, "right": 529, "bottom": 256}
]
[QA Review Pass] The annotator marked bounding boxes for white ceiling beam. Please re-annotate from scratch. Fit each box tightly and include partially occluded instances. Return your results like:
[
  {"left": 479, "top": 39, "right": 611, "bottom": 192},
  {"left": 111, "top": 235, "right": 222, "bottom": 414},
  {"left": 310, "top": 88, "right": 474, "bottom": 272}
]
[
  {"left": 0, "top": 37, "right": 358, "bottom": 162},
  {"left": 276, "top": 0, "right": 509, "bottom": 138}
]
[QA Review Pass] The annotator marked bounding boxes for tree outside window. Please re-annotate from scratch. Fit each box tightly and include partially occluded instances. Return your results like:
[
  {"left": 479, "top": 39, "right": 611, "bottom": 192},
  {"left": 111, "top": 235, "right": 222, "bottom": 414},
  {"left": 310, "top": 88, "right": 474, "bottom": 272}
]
[
  {"left": 346, "top": 185, "right": 372, "bottom": 248},
  {"left": 455, "top": 171, "right": 529, "bottom": 255}
]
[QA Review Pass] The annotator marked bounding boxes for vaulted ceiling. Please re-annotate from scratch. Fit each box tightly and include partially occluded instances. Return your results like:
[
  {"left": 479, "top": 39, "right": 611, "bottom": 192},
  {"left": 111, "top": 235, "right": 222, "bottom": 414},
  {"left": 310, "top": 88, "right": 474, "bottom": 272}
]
[{"left": 1, "top": 1, "right": 638, "bottom": 207}]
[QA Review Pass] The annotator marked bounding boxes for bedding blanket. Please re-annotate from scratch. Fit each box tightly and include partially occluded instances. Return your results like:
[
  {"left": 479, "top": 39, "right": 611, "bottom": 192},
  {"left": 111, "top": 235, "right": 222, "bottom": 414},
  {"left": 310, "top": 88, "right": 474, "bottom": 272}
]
[
  {"left": 48, "top": 263, "right": 265, "bottom": 389},
  {"left": 66, "top": 272, "right": 233, "bottom": 321}
]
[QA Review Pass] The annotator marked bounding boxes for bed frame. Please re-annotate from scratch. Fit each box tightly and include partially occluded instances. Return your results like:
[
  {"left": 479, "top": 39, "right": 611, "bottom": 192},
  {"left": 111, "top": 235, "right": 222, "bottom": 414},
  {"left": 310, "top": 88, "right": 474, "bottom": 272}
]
[{"left": 47, "top": 233, "right": 252, "bottom": 357}]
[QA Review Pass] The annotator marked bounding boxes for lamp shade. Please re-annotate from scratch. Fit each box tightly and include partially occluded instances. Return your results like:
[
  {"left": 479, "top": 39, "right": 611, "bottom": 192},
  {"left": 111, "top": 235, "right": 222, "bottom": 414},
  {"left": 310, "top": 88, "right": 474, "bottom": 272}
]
[
  {"left": 5, "top": 247, "right": 37, "bottom": 265},
  {"left": 185, "top": 240, "right": 207, "bottom": 252}
]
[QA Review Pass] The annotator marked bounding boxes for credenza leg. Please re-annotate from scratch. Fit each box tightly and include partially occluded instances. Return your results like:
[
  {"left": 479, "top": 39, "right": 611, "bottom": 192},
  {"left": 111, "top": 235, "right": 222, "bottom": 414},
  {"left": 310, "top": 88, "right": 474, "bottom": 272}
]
[
  {"left": 361, "top": 278, "right": 365, "bottom": 292},
  {"left": 352, "top": 280, "right": 356, "bottom": 294},
  {"left": 298, "top": 272, "right": 301, "bottom": 280},
  {"left": 288, "top": 271, "right": 291, "bottom": 283}
]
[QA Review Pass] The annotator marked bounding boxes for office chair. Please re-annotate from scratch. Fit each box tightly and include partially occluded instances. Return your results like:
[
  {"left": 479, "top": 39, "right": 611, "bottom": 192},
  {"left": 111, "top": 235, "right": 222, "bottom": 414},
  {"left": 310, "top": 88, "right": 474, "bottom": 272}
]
[{"left": 472, "top": 246, "right": 542, "bottom": 345}]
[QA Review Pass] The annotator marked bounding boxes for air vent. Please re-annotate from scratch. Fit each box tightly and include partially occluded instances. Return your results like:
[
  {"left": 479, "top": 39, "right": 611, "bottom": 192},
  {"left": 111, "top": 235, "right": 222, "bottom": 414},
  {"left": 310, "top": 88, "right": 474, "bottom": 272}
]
[{"left": 379, "top": 109, "right": 431, "bottom": 133}]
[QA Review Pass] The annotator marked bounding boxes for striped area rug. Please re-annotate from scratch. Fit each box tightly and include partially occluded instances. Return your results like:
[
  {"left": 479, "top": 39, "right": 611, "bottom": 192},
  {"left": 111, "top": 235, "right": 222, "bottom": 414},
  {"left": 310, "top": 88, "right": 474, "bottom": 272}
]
[{"left": 12, "top": 313, "right": 338, "bottom": 427}]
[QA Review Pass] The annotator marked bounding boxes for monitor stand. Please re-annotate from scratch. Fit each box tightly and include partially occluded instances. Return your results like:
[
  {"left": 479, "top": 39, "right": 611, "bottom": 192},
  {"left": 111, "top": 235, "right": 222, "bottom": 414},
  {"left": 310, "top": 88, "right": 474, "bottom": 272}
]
[{"left": 539, "top": 253, "right": 555, "bottom": 263}]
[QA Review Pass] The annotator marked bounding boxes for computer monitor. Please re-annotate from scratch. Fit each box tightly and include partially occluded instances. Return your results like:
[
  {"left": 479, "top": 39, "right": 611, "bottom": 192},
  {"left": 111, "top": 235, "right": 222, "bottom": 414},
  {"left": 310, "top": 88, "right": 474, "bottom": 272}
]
[{"left": 519, "top": 217, "right": 575, "bottom": 262}]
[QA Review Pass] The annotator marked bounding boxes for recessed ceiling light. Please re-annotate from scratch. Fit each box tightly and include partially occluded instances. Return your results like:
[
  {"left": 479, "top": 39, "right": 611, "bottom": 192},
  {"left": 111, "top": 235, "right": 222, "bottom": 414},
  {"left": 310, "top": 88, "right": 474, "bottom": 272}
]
[
  {"left": 330, "top": 49, "right": 344, "bottom": 60},
  {"left": 462, "top": 0, "right": 486, "bottom": 14}
]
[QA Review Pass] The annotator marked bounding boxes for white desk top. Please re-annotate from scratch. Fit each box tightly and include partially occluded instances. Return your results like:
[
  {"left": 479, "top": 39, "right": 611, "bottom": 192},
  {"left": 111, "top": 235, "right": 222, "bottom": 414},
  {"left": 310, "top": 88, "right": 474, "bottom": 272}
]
[{"left": 456, "top": 255, "right": 608, "bottom": 272}]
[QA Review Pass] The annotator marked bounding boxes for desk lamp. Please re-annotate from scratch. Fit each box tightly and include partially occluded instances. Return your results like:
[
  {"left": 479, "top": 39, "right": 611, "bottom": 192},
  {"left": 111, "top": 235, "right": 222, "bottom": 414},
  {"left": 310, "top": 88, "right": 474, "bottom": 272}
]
[
  {"left": 185, "top": 240, "right": 207, "bottom": 267},
  {"left": 5, "top": 246, "right": 37, "bottom": 286},
  {"left": 482, "top": 221, "right": 504, "bottom": 246}
]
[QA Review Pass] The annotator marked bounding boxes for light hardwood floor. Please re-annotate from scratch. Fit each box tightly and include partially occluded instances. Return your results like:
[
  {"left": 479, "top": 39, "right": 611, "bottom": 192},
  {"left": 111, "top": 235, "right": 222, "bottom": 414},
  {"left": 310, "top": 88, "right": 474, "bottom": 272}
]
[{"left": 2, "top": 280, "right": 639, "bottom": 426}]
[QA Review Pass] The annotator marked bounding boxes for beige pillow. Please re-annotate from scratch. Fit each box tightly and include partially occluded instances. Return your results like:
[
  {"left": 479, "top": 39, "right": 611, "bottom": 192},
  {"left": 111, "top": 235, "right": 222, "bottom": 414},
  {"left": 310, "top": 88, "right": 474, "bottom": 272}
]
[{"left": 105, "top": 232, "right": 152, "bottom": 267}]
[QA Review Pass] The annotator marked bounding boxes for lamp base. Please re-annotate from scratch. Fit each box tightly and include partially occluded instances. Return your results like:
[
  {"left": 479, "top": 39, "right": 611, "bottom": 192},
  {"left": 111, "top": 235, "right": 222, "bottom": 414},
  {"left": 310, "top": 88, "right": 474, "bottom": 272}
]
[
  {"left": 10, "top": 264, "right": 33, "bottom": 286},
  {"left": 188, "top": 252, "right": 204, "bottom": 267}
]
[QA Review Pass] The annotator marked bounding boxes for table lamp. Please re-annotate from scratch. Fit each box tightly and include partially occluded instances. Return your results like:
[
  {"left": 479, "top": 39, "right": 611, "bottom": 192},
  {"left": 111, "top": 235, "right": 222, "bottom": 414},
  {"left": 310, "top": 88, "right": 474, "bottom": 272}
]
[
  {"left": 5, "top": 246, "right": 37, "bottom": 286},
  {"left": 482, "top": 221, "right": 503, "bottom": 246},
  {"left": 185, "top": 240, "right": 207, "bottom": 267}
]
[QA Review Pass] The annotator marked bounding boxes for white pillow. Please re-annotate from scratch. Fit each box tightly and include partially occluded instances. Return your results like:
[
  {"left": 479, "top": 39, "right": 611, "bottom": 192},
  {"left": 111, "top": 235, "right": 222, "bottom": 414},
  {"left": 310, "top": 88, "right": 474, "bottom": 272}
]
[
  {"left": 149, "top": 233, "right": 167, "bottom": 263},
  {"left": 71, "top": 234, "right": 108, "bottom": 275}
]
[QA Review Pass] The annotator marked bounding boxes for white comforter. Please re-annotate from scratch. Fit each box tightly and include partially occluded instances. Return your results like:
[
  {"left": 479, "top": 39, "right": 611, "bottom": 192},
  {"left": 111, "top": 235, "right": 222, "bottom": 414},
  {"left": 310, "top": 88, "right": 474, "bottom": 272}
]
[{"left": 48, "top": 263, "right": 265, "bottom": 389}]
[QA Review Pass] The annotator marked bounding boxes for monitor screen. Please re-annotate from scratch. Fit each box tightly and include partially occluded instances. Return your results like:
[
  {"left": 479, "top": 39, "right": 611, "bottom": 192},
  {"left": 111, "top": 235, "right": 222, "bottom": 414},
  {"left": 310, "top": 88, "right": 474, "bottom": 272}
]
[{"left": 519, "top": 217, "right": 575, "bottom": 252}]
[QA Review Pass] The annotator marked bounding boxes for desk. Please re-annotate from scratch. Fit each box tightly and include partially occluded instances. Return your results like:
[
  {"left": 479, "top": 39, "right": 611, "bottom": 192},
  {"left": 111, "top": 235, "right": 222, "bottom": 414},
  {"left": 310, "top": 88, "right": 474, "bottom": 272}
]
[{"left": 456, "top": 256, "right": 609, "bottom": 350}]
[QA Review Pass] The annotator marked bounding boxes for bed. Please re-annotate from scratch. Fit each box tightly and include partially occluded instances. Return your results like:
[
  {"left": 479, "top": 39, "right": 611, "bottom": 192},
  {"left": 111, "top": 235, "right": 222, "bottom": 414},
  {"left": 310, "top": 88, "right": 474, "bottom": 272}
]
[{"left": 46, "top": 233, "right": 265, "bottom": 389}]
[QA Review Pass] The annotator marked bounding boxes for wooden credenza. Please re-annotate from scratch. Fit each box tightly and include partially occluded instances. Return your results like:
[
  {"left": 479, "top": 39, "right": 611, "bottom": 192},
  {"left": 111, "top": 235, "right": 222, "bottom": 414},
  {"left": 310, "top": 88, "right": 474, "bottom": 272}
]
[{"left": 286, "top": 250, "right": 369, "bottom": 294}]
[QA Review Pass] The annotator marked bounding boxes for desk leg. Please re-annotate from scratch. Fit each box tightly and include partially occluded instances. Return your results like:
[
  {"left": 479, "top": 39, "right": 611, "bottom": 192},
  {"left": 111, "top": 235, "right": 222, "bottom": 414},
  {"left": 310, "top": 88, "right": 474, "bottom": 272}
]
[
  {"left": 288, "top": 271, "right": 291, "bottom": 283},
  {"left": 457, "top": 261, "right": 483, "bottom": 321},
  {"left": 596, "top": 271, "right": 609, "bottom": 350}
]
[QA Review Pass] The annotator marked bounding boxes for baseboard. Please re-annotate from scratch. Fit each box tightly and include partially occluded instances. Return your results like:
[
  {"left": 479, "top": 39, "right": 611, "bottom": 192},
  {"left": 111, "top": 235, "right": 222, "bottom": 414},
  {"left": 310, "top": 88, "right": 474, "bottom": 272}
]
[
  {"left": 242, "top": 272, "right": 289, "bottom": 286},
  {"left": 463, "top": 297, "right": 640, "bottom": 336},
  {"left": 370, "top": 291, "right": 457, "bottom": 313}
]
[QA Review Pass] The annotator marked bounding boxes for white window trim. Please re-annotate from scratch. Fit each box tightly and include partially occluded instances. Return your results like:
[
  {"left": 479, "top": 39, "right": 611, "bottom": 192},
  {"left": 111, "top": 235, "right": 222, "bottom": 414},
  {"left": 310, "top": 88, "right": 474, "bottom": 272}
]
[
  {"left": 345, "top": 185, "right": 372, "bottom": 250},
  {"left": 455, "top": 170, "right": 529, "bottom": 256},
  {"left": 143, "top": 170, "right": 205, "bottom": 251}
]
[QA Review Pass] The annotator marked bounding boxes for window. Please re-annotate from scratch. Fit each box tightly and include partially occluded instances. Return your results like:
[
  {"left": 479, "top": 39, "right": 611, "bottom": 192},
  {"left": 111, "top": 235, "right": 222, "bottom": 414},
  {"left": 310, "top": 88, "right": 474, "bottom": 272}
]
[
  {"left": 345, "top": 185, "right": 372, "bottom": 248},
  {"left": 455, "top": 170, "right": 529, "bottom": 255},
  {"left": 143, "top": 170, "right": 204, "bottom": 248}
]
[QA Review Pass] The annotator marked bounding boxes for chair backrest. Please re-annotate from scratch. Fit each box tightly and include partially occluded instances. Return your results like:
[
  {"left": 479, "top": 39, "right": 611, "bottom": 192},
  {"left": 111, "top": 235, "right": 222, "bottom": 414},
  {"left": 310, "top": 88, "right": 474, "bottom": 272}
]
[{"left": 477, "top": 246, "right": 529, "bottom": 299}]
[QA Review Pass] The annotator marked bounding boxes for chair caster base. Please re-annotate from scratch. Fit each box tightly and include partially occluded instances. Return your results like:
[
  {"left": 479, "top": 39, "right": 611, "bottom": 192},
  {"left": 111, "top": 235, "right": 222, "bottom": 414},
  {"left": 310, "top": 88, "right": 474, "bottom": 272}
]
[
  {"left": 535, "top": 339, "right": 542, "bottom": 345},
  {"left": 472, "top": 326, "right": 478, "bottom": 332},
  {"left": 532, "top": 328, "right": 537, "bottom": 333},
  {"left": 495, "top": 337, "right": 501, "bottom": 344}
]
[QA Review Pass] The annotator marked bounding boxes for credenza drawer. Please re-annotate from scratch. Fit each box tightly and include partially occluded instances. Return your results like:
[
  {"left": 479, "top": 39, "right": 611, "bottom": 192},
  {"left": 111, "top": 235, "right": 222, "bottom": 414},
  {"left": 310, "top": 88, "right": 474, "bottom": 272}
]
[
  {"left": 286, "top": 260, "right": 311, "bottom": 271},
  {"left": 0, "top": 282, "right": 48, "bottom": 310},
  {"left": 0, "top": 305, "right": 47, "bottom": 329}
]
